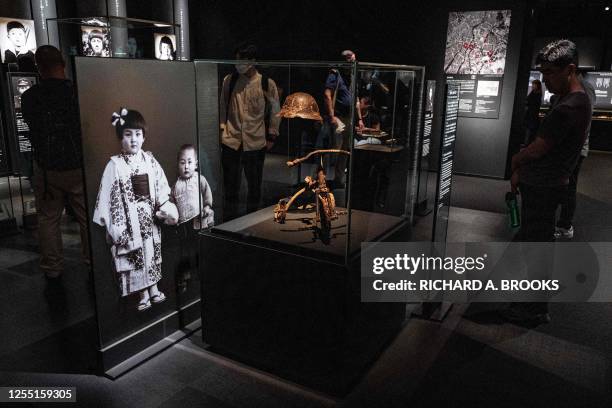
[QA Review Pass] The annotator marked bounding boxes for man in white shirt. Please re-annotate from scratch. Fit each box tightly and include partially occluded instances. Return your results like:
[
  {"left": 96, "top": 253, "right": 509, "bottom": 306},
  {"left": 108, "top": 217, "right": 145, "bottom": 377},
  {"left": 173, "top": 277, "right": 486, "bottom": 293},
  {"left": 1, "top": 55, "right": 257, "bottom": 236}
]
[{"left": 219, "top": 43, "right": 280, "bottom": 220}]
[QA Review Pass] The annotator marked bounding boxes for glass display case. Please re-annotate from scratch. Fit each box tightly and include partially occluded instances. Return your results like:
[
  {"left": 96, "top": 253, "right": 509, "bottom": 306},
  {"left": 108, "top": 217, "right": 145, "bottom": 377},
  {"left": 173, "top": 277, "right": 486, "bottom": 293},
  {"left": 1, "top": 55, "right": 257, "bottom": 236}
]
[
  {"left": 196, "top": 60, "right": 425, "bottom": 266},
  {"left": 195, "top": 59, "right": 425, "bottom": 394}
]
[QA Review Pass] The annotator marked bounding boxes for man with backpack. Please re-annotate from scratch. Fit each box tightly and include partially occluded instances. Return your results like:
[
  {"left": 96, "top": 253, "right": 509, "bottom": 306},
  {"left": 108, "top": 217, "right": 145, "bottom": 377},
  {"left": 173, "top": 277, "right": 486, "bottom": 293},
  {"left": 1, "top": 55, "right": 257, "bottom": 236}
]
[
  {"left": 219, "top": 43, "right": 280, "bottom": 220},
  {"left": 21, "top": 45, "right": 89, "bottom": 279}
]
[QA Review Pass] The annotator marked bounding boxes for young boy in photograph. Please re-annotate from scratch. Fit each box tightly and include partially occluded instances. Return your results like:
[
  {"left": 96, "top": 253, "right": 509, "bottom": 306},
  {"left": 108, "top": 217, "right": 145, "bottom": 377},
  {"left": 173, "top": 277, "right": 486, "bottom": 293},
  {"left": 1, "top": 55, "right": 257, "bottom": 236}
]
[
  {"left": 4, "top": 21, "right": 35, "bottom": 70},
  {"left": 171, "top": 144, "right": 214, "bottom": 292}
]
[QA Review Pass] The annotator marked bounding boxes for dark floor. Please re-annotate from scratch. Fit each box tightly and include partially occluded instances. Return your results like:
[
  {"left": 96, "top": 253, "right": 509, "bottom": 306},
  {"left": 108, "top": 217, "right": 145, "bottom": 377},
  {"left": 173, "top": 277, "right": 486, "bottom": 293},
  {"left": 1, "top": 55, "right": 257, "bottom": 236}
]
[{"left": 0, "top": 152, "right": 611, "bottom": 407}]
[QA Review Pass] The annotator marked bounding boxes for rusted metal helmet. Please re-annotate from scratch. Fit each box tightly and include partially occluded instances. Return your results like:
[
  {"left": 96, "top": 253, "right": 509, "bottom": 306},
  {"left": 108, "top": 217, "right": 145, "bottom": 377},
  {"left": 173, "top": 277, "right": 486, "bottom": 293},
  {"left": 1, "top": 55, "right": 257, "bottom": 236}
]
[{"left": 277, "top": 92, "right": 322, "bottom": 122}]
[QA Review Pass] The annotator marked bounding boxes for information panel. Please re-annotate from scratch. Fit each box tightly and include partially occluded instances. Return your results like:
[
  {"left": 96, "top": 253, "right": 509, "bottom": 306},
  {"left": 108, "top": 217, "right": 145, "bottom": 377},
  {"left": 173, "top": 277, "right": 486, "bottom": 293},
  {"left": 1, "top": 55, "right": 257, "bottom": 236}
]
[
  {"left": 446, "top": 74, "right": 502, "bottom": 118},
  {"left": 422, "top": 80, "right": 436, "bottom": 157},
  {"left": 433, "top": 84, "right": 459, "bottom": 242},
  {"left": 6, "top": 72, "right": 37, "bottom": 175},
  {"left": 583, "top": 71, "right": 612, "bottom": 111}
]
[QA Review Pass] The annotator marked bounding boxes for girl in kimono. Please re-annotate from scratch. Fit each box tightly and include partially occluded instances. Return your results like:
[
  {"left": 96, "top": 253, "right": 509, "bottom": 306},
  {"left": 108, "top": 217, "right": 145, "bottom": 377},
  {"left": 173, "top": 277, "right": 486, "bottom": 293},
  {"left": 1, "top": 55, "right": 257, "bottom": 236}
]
[{"left": 93, "top": 108, "right": 178, "bottom": 311}]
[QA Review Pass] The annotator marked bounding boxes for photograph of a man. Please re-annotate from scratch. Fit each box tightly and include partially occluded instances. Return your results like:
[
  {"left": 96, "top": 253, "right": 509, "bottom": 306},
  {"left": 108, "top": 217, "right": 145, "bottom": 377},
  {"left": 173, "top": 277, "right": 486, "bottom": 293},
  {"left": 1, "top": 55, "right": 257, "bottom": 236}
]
[
  {"left": 0, "top": 18, "right": 37, "bottom": 70},
  {"left": 13, "top": 77, "right": 34, "bottom": 110}
]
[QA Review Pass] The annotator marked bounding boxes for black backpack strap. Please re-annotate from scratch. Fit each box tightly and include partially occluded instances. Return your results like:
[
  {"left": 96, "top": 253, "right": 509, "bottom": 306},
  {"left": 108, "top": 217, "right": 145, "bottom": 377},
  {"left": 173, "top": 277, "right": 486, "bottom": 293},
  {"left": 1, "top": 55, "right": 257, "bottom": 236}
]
[
  {"left": 228, "top": 72, "right": 239, "bottom": 98},
  {"left": 261, "top": 73, "right": 269, "bottom": 93},
  {"left": 260, "top": 73, "right": 271, "bottom": 135},
  {"left": 225, "top": 72, "right": 239, "bottom": 123}
]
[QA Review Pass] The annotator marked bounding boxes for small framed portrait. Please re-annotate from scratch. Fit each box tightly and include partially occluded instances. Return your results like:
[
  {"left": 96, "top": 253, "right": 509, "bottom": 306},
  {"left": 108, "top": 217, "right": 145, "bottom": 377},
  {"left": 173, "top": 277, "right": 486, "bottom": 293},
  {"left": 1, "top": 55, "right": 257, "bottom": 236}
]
[
  {"left": 81, "top": 26, "right": 111, "bottom": 58},
  {"left": 0, "top": 18, "right": 37, "bottom": 67},
  {"left": 154, "top": 33, "right": 176, "bottom": 61},
  {"left": 12, "top": 76, "right": 35, "bottom": 110}
]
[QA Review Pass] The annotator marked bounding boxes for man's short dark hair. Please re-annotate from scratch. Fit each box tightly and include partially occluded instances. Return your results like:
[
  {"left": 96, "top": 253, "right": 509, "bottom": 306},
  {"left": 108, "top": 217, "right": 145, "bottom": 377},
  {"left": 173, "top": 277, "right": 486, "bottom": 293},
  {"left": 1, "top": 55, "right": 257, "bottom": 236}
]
[
  {"left": 536, "top": 39, "right": 579, "bottom": 68},
  {"left": 35, "top": 45, "right": 65, "bottom": 72},
  {"left": 7, "top": 21, "right": 25, "bottom": 33},
  {"left": 234, "top": 42, "right": 257, "bottom": 60}
]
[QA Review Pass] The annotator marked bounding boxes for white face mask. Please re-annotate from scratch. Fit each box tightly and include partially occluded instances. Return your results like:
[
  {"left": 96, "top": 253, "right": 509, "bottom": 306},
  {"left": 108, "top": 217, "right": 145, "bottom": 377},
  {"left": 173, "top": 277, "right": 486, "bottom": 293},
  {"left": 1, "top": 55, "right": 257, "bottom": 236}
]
[{"left": 235, "top": 63, "right": 252, "bottom": 74}]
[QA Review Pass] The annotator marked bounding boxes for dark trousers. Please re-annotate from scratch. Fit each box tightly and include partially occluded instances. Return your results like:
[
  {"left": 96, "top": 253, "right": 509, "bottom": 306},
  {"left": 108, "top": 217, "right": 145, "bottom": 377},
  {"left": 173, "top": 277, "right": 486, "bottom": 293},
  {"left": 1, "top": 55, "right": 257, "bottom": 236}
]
[
  {"left": 517, "top": 183, "right": 567, "bottom": 313},
  {"left": 32, "top": 165, "right": 90, "bottom": 275},
  {"left": 557, "top": 156, "right": 584, "bottom": 229},
  {"left": 351, "top": 150, "right": 391, "bottom": 211},
  {"left": 221, "top": 144, "right": 266, "bottom": 221},
  {"left": 518, "top": 183, "right": 567, "bottom": 242}
]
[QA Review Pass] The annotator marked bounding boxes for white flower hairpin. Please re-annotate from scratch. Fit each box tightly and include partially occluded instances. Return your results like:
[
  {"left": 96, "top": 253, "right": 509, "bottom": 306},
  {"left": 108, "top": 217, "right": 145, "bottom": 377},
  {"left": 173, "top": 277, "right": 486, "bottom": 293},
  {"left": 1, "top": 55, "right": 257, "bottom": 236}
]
[{"left": 111, "top": 108, "right": 128, "bottom": 127}]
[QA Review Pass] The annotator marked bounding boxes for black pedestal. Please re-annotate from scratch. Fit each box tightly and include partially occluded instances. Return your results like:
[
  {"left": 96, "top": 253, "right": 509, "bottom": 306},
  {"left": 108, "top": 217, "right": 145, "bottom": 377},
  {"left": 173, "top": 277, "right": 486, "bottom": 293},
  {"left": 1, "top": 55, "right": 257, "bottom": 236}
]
[{"left": 200, "top": 208, "right": 410, "bottom": 396}]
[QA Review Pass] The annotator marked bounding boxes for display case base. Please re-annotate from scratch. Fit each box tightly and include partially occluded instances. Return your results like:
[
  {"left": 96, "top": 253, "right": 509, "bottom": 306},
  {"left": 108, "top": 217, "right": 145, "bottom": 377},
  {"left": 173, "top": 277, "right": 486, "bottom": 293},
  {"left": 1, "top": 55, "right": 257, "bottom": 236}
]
[
  {"left": 101, "top": 300, "right": 201, "bottom": 379},
  {"left": 200, "top": 216, "right": 412, "bottom": 396}
]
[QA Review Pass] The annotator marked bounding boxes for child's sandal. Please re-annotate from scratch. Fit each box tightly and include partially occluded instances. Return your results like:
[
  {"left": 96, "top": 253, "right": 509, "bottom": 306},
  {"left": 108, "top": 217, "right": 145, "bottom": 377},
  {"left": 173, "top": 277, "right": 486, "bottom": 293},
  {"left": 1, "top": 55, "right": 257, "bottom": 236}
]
[
  {"left": 150, "top": 292, "right": 166, "bottom": 304},
  {"left": 138, "top": 299, "right": 151, "bottom": 312}
]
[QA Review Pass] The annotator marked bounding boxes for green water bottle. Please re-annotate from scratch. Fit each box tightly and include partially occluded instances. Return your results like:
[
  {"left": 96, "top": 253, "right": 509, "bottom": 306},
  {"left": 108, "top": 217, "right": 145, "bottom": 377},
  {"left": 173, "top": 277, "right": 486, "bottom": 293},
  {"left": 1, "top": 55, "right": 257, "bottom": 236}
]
[{"left": 505, "top": 192, "right": 520, "bottom": 228}]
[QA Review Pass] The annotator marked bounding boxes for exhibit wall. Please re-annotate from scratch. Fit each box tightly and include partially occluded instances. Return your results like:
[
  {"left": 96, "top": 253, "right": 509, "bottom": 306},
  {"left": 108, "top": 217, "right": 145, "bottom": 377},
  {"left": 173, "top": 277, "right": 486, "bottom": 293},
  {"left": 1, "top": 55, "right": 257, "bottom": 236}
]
[
  {"left": 531, "top": 37, "right": 604, "bottom": 70},
  {"left": 75, "top": 57, "right": 199, "bottom": 348},
  {"left": 0, "top": 1, "right": 31, "bottom": 20}
]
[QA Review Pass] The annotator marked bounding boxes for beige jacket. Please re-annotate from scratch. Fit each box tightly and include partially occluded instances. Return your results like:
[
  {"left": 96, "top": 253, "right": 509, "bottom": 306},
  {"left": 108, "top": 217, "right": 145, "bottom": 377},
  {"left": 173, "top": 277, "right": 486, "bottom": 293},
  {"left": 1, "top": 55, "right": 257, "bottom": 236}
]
[{"left": 219, "top": 71, "right": 281, "bottom": 151}]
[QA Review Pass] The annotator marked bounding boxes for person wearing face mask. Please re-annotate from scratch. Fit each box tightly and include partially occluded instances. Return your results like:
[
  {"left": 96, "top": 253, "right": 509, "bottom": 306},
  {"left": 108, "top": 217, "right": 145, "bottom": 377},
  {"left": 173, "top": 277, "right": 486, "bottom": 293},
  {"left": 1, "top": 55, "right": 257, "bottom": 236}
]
[
  {"left": 21, "top": 45, "right": 89, "bottom": 279},
  {"left": 219, "top": 42, "right": 281, "bottom": 220}
]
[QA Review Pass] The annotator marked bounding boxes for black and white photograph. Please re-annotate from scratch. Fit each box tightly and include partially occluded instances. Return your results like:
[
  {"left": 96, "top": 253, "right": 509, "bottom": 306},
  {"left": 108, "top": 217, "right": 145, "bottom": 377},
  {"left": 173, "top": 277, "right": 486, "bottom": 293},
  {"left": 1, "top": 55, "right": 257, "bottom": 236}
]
[
  {"left": 0, "top": 17, "right": 36, "bottom": 68},
  {"left": 80, "top": 25, "right": 111, "bottom": 57},
  {"left": 75, "top": 57, "right": 200, "bottom": 346},
  {"left": 12, "top": 76, "right": 33, "bottom": 110},
  {"left": 92, "top": 107, "right": 178, "bottom": 311},
  {"left": 444, "top": 10, "right": 511, "bottom": 74},
  {"left": 154, "top": 33, "right": 176, "bottom": 61}
]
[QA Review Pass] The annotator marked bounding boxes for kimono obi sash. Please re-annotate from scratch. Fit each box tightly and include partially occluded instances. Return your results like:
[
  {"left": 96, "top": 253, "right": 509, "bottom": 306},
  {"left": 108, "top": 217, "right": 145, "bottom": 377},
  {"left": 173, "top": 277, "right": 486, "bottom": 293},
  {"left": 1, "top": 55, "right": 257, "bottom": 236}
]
[{"left": 131, "top": 174, "right": 150, "bottom": 200}]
